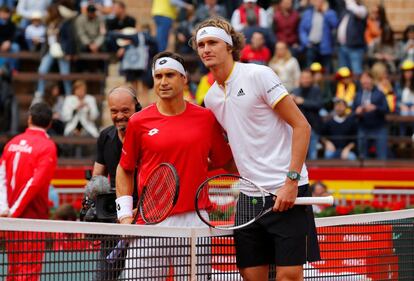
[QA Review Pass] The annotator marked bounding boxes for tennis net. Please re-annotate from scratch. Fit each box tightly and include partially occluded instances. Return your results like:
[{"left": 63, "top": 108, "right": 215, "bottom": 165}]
[{"left": 0, "top": 209, "right": 413, "bottom": 280}]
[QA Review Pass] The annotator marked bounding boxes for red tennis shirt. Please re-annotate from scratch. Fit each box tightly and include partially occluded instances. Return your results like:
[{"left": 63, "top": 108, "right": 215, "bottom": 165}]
[{"left": 120, "top": 102, "right": 232, "bottom": 215}]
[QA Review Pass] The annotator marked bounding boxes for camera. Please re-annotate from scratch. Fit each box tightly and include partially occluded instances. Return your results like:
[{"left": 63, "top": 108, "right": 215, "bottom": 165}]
[{"left": 80, "top": 175, "right": 117, "bottom": 223}]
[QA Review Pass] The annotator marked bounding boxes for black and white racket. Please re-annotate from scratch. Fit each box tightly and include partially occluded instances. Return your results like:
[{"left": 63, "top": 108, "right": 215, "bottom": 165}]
[
  {"left": 195, "top": 174, "right": 334, "bottom": 230},
  {"left": 106, "top": 163, "right": 180, "bottom": 262}
]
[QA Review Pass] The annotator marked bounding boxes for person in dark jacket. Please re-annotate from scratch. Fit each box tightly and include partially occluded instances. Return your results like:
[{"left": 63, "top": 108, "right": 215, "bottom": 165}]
[
  {"left": 321, "top": 98, "right": 358, "bottom": 160},
  {"left": 0, "top": 6, "right": 19, "bottom": 72},
  {"left": 292, "top": 69, "right": 324, "bottom": 159},
  {"left": 353, "top": 70, "right": 389, "bottom": 159},
  {"left": 337, "top": 0, "right": 367, "bottom": 75}
]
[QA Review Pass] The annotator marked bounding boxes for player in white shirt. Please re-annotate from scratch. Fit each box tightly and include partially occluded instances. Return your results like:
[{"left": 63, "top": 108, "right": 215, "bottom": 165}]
[{"left": 191, "top": 17, "right": 320, "bottom": 281}]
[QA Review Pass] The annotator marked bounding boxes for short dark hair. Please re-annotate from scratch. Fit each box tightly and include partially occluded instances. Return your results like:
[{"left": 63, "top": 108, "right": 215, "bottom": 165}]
[
  {"left": 0, "top": 6, "right": 10, "bottom": 13},
  {"left": 113, "top": 0, "right": 126, "bottom": 9},
  {"left": 29, "top": 102, "right": 53, "bottom": 128},
  {"left": 152, "top": 51, "right": 186, "bottom": 74}
]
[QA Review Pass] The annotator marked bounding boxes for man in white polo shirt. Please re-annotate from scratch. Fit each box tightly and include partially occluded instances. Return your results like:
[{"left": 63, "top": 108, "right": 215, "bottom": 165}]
[{"left": 191, "top": 17, "right": 320, "bottom": 281}]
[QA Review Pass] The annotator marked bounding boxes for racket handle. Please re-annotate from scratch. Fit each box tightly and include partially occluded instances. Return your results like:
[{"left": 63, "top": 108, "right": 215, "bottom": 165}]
[
  {"left": 106, "top": 239, "right": 128, "bottom": 263},
  {"left": 294, "top": 196, "right": 334, "bottom": 205}
]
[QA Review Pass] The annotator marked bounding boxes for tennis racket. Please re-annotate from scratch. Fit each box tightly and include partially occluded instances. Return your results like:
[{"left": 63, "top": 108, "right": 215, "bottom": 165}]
[
  {"left": 106, "top": 163, "right": 180, "bottom": 262},
  {"left": 195, "top": 174, "right": 334, "bottom": 230}
]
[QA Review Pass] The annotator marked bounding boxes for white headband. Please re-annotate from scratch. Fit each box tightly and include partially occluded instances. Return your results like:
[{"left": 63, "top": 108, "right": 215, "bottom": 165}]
[
  {"left": 153, "top": 57, "right": 186, "bottom": 77},
  {"left": 196, "top": 26, "right": 233, "bottom": 46}
]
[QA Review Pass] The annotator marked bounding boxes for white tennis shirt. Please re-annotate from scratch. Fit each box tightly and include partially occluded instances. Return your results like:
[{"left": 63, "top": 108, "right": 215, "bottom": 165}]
[{"left": 205, "top": 62, "right": 309, "bottom": 195}]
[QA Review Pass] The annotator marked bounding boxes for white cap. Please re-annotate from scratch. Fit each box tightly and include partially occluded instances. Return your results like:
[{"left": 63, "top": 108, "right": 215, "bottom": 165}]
[
  {"left": 244, "top": 0, "right": 257, "bottom": 3},
  {"left": 31, "top": 11, "right": 42, "bottom": 20},
  {"left": 116, "top": 27, "right": 137, "bottom": 47}
]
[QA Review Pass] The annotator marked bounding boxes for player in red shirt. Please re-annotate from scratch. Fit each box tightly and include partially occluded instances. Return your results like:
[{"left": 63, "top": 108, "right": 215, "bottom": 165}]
[
  {"left": 0, "top": 102, "right": 57, "bottom": 281},
  {"left": 115, "top": 51, "right": 235, "bottom": 279}
]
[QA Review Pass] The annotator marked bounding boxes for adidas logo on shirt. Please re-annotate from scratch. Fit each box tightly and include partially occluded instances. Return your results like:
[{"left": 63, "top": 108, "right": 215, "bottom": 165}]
[{"left": 237, "top": 88, "right": 245, "bottom": 96}]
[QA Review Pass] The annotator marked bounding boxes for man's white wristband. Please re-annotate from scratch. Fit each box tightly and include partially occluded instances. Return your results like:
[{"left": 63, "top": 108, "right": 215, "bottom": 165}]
[{"left": 115, "top": 196, "right": 133, "bottom": 220}]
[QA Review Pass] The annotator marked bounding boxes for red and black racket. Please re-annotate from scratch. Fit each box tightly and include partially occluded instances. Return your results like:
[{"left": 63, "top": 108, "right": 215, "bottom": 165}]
[
  {"left": 138, "top": 162, "right": 180, "bottom": 224},
  {"left": 106, "top": 163, "right": 179, "bottom": 262}
]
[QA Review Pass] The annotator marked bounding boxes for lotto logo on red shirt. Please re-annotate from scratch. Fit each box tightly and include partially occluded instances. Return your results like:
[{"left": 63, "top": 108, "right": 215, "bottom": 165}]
[
  {"left": 8, "top": 140, "right": 32, "bottom": 154},
  {"left": 148, "top": 128, "right": 159, "bottom": 136}
]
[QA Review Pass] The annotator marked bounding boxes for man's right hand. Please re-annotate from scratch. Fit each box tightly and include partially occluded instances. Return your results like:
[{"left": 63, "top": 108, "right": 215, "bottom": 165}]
[{"left": 119, "top": 216, "right": 133, "bottom": 224}]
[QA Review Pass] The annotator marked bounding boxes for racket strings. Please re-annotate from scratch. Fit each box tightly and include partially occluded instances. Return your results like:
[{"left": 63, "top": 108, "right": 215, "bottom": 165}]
[
  {"left": 141, "top": 166, "right": 177, "bottom": 223},
  {"left": 198, "top": 175, "right": 265, "bottom": 229}
]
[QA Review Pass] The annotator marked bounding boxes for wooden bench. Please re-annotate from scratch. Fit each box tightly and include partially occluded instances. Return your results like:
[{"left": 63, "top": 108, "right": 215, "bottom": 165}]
[
  {"left": 0, "top": 51, "right": 111, "bottom": 61},
  {"left": 13, "top": 72, "right": 106, "bottom": 82}
]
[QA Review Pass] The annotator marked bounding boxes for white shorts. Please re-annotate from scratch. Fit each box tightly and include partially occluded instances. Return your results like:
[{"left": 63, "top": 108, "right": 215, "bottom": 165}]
[{"left": 123, "top": 211, "right": 211, "bottom": 280}]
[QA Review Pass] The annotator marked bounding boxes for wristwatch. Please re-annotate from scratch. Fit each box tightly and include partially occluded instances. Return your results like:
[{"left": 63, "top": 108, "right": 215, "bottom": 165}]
[{"left": 287, "top": 171, "right": 301, "bottom": 181}]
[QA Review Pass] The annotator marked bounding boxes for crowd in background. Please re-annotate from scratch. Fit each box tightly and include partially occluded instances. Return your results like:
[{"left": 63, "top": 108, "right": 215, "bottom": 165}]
[{"left": 0, "top": 0, "right": 414, "bottom": 160}]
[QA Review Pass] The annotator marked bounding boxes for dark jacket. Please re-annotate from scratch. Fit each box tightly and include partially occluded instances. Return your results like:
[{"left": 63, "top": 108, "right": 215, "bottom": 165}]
[
  {"left": 352, "top": 86, "right": 389, "bottom": 129},
  {"left": 0, "top": 19, "right": 16, "bottom": 44},
  {"left": 292, "top": 85, "right": 324, "bottom": 133},
  {"left": 339, "top": 8, "right": 367, "bottom": 48}
]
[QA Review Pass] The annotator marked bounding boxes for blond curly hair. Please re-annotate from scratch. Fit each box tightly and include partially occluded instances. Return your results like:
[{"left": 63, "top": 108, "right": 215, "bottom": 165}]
[{"left": 190, "top": 16, "right": 245, "bottom": 62}]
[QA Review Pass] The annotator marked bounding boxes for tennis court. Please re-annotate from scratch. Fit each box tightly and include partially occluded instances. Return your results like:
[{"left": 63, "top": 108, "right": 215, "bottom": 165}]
[{"left": 0, "top": 209, "right": 413, "bottom": 280}]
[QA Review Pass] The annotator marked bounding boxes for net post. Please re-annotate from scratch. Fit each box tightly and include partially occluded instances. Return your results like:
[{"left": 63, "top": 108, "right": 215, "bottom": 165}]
[{"left": 190, "top": 229, "right": 197, "bottom": 281}]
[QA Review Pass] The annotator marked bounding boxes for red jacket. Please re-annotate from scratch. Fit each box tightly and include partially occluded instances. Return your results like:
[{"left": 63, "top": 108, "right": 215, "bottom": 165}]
[
  {"left": 0, "top": 128, "right": 57, "bottom": 219},
  {"left": 274, "top": 8, "right": 300, "bottom": 45},
  {"left": 240, "top": 44, "right": 271, "bottom": 64}
]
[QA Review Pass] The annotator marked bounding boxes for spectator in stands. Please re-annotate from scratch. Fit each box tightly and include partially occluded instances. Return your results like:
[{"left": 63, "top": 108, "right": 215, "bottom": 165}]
[
  {"left": 35, "top": 4, "right": 78, "bottom": 99},
  {"left": 105, "top": 0, "right": 135, "bottom": 52},
  {"left": 75, "top": 4, "right": 106, "bottom": 53},
  {"left": 272, "top": 0, "right": 300, "bottom": 57},
  {"left": 292, "top": 69, "right": 324, "bottom": 159},
  {"left": 268, "top": 41, "right": 301, "bottom": 92},
  {"left": 192, "top": 0, "right": 227, "bottom": 27},
  {"left": 299, "top": 0, "right": 338, "bottom": 73},
  {"left": 337, "top": 0, "right": 367, "bottom": 75},
  {"left": 80, "top": 0, "right": 113, "bottom": 16},
  {"left": 61, "top": 80, "right": 99, "bottom": 138},
  {"left": 311, "top": 62, "right": 333, "bottom": 114},
  {"left": 335, "top": 66, "right": 357, "bottom": 110},
  {"left": 231, "top": 0, "right": 268, "bottom": 32},
  {"left": 311, "top": 181, "right": 330, "bottom": 213},
  {"left": 241, "top": 8, "right": 276, "bottom": 54},
  {"left": 372, "top": 62, "right": 397, "bottom": 113},
  {"left": 114, "top": 24, "right": 158, "bottom": 107},
  {"left": 24, "top": 11, "right": 46, "bottom": 52},
  {"left": 0, "top": 103, "right": 57, "bottom": 281},
  {"left": 92, "top": 86, "right": 141, "bottom": 281},
  {"left": 53, "top": 204, "right": 77, "bottom": 221},
  {"left": 367, "top": 25, "right": 400, "bottom": 73},
  {"left": 353, "top": 70, "right": 389, "bottom": 160},
  {"left": 43, "top": 83, "right": 65, "bottom": 135},
  {"left": 175, "top": 6, "right": 194, "bottom": 55},
  {"left": 364, "top": 4, "right": 387, "bottom": 49},
  {"left": 399, "top": 25, "right": 414, "bottom": 63},
  {"left": 0, "top": 67, "right": 17, "bottom": 134},
  {"left": 265, "top": 0, "right": 279, "bottom": 27},
  {"left": 321, "top": 98, "right": 357, "bottom": 160},
  {"left": 0, "top": 0, "right": 15, "bottom": 11},
  {"left": 0, "top": 6, "right": 19, "bottom": 72},
  {"left": 151, "top": 0, "right": 194, "bottom": 52},
  {"left": 16, "top": 0, "right": 51, "bottom": 28},
  {"left": 397, "top": 60, "right": 414, "bottom": 116},
  {"left": 240, "top": 31, "right": 271, "bottom": 65}
]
